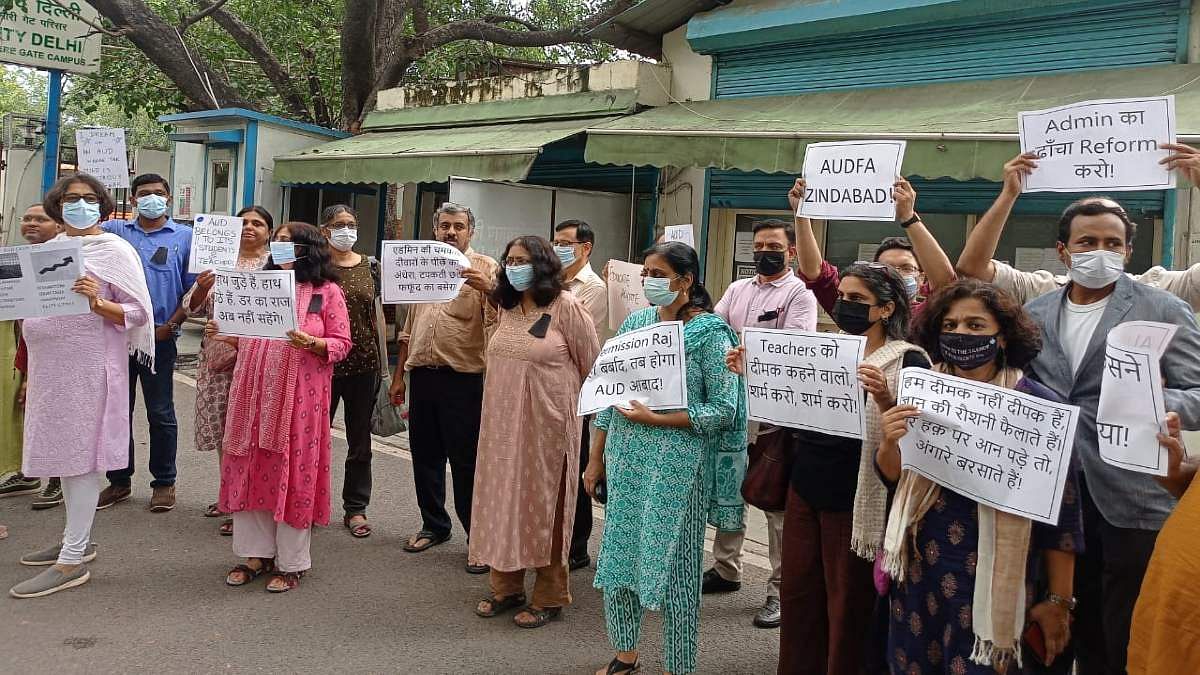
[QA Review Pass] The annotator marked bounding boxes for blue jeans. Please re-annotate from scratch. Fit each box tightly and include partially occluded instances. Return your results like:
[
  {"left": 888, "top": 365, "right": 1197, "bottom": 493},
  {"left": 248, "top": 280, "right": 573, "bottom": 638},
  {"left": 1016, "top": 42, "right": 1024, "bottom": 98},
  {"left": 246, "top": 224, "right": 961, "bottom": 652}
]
[{"left": 107, "top": 338, "right": 178, "bottom": 488}]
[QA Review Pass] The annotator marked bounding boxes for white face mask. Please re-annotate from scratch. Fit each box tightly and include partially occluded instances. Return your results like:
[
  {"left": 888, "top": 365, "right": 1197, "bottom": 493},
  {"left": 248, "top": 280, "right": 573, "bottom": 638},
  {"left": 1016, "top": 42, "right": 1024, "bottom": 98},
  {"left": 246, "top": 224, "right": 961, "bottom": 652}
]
[
  {"left": 1068, "top": 250, "right": 1125, "bottom": 289},
  {"left": 328, "top": 227, "right": 357, "bottom": 252}
]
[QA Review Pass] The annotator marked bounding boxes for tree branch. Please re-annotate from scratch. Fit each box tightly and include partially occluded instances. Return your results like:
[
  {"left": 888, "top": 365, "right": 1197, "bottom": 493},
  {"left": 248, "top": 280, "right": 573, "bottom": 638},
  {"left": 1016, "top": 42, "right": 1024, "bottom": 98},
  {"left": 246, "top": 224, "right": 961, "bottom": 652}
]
[
  {"left": 178, "top": 0, "right": 230, "bottom": 33},
  {"left": 193, "top": 0, "right": 311, "bottom": 121},
  {"left": 482, "top": 14, "right": 541, "bottom": 32}
]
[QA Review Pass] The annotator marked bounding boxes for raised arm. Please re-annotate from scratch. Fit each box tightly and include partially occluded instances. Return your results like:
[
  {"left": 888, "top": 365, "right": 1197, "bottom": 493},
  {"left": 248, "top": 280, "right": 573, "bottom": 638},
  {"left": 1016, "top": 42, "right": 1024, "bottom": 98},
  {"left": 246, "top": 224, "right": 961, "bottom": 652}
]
[
  {"left": 956, "top": 153, "right": 1039, "bottom": 281},
  {"left": 787, "top": 179, "right": 824, "bottom": 280},
  {"left": 895, "top": 179, "right": 955, "bottom": 293}
]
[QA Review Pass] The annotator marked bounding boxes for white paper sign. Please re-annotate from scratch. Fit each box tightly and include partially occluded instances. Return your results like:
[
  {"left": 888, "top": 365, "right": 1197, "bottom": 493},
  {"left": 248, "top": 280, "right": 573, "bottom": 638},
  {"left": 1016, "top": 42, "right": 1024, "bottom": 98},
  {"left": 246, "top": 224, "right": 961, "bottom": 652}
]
[
  {"left": 75, "top": 128, "right": 129, "bottom": 189},
  {"left": 578, "top": 321, "right": 687, "bottom": 416},
  {"left": 1019, "top": 96, "right": 1175, "bottom": 192},
  {"left": 663, "top": 224, "right": 695, "bottom": 248},
  {"left": 212, "top": 269, "right": 297, "bottom": 340},
  {"left": 0, "top": 1, "right": 103, "bottom": 74},
  {"left": 1097, "top": 321, "right": 1177, "bottom": 476},
  {"left": 188, "top": 214, "right": 243, "bottom": 273},
  {"left": 744, "top": 329, "right": 866, "bottom": 439},
  {"left": 896, "top": 368, "right": 1081, "bottom": 525},
  {"left": 380, "top": 240, "right": 470, "bottom": 304},
  {"left": 606, "top": 259, "right": 650, "bottom": 331},
  {"left": 734, "top": 231, "right": 755, "bottom": 263},
  {"left": 799, "top": 140, "right": 906, "bottom": 221},
  {"left": 0, "top": 240, "right": 90, "bottom": 321}
]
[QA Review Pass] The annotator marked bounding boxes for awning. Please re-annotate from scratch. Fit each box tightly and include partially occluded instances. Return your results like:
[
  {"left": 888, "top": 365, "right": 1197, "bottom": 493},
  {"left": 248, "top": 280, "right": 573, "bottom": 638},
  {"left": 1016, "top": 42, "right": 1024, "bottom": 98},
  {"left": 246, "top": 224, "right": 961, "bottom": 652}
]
[
  {"left": 274, "top": 117, "right": 622, "bottom": 185},
  {"left": 584, "top": 63, "right": 1200, "bottom": 181}
]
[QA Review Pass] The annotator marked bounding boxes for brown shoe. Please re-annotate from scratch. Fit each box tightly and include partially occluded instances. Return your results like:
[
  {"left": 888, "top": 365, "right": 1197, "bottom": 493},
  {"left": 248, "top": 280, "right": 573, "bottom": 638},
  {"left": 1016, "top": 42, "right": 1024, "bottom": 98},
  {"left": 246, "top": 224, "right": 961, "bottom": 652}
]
[
  {"left": 96, "top": 485, "right": 132, "bottom": 511},
  {"left": 149, "top": 485, "right": 176, "bottom": 513}
]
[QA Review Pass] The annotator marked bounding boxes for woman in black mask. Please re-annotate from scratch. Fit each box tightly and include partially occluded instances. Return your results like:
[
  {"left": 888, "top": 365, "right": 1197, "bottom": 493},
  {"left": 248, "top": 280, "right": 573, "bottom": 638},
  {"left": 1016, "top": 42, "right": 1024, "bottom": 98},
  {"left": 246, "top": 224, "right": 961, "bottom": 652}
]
[{"left": 877, "top": 279, "right": 1081, "bottom": 673}]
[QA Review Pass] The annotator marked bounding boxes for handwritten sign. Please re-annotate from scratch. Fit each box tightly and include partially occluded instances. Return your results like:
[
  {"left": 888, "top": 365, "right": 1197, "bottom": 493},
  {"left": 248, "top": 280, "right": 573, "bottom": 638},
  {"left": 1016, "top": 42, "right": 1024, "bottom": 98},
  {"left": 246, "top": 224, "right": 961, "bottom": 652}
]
[
  {"left": 1019, "top": 96, "right": 1175, "bottom": 192},
  {"left": 606, "top": 259, "right": 650, "bottom": 331},
  {"left": 799, "top": 140, "right": 906, "bottom": 221},
  {"left": 743, "top": 328, "right": 866, "bottom": 439},
  {"left": 379, "top": 240, "right": 470, "bottom": 304},
  {"left": 0, "top": 1, "right": 102, "bottom": 74},
  {"left": 578, "top": 321, "right": 687, "bottom": 416},
  {"left": 212, "top": 269, "right": 296, "bottom": 340},
  {"left": 0, "top": 239, "right": 90, "bottom": 320},
  {"left": 896, "top": 368, "right": 1080, "bottom": 525},
  {"left": 663, "top": 224, "right": 695, "bottom": 248},
  {"left": 188, "top": 214, "right": 243, "bottom": 273},
  {"left": 75, "top": 128, "right": 129, "bottom": 189},
  {"left": 1097, "top": 321, "right": 1177, "bottom": 476}
]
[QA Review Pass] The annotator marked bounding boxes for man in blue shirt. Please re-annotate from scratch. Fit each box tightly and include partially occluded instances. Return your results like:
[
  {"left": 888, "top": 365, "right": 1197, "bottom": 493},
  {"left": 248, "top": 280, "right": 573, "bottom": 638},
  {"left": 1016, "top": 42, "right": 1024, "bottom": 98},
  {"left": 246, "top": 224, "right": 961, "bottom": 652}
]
[{"left": 99, "top": 173, "right": 204, "bottom": 512}]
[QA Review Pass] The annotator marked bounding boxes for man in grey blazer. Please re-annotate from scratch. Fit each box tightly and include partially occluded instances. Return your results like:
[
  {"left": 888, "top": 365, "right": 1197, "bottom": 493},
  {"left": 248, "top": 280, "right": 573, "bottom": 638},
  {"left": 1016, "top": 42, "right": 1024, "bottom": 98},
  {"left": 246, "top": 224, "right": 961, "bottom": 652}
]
[{"left": 1024, "top": 197, "right": 1200, "bottom": 675}]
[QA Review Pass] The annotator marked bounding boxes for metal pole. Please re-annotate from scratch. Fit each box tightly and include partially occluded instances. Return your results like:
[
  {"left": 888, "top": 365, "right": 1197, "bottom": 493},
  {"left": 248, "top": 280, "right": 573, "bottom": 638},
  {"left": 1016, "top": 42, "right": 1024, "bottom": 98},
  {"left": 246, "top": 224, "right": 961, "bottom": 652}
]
[{"left": 40, "top": 69, "right": 63, "bottom": 194}]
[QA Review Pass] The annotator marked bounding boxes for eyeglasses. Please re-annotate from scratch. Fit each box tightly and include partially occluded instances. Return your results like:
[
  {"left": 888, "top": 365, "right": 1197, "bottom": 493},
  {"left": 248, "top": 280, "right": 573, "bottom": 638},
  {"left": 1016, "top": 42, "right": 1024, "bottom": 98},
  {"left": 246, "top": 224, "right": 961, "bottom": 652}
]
[
  {"left": 504, "top": 257, "right": 532, "bottom": 266},
  {"left": 63, "top": 194, "right": 100, "bottom": 204},
  {"left": 552, "top": 240, "right": 582, "bottom": 247}
]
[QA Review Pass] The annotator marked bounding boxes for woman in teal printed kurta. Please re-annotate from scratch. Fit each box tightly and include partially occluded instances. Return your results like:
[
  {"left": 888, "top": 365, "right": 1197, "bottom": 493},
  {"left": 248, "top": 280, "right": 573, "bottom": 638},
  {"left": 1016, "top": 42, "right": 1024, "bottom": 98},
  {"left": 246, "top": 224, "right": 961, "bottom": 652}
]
[{"left": 584, "top": 242, "right": 747, "bottom": 675}]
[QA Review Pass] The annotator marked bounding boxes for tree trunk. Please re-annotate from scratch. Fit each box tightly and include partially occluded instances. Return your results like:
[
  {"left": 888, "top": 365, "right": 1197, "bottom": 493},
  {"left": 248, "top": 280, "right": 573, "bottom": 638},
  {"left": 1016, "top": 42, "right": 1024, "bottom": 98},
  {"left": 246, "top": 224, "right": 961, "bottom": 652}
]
[{"left": 340, "top": 0, "right": 379, "bottom": 129}]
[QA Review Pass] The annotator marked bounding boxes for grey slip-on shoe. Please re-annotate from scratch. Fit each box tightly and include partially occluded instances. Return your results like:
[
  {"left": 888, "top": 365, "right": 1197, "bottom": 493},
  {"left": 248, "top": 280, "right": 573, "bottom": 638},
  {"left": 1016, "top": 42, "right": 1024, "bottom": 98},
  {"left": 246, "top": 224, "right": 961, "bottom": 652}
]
[
  {"left": 20, "top": 542, "right": 98, "bottom": 567},
  {"left": 10, "top": 566, "right": 91, "bottom": 599}
]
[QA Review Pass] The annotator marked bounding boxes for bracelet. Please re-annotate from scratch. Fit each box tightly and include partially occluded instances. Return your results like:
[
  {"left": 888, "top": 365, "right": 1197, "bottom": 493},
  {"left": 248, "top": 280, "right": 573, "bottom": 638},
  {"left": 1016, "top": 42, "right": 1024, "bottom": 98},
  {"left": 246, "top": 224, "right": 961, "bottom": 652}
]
[{"left": 1047, "top": 593, "right": 1077, "bottom": 612}]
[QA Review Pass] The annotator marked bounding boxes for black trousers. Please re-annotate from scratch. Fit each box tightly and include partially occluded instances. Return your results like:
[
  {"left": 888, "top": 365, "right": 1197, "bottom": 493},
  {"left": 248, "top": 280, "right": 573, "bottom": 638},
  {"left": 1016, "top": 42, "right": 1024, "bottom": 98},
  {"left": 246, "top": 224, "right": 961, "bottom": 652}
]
[
  {"left": 407, "top": 367, "right": 483, "bottom": 537},
  {"left": 330, "top": 371, "right": 380, "bottom": 517},
  {"left": 1072, "top": 478, "right": 1160, "bottom": 675},
  {"left": 569, "top": 419, "right": 593, "bottom": 561}
]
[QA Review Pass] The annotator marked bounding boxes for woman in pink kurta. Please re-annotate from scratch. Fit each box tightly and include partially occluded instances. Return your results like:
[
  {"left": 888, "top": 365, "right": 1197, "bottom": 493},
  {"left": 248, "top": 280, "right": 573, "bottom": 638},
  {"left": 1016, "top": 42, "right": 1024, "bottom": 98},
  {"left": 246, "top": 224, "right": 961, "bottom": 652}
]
[
  {"left": 12, "top": 174, "right": 154, "bottom": 600},
  {"left": 470, "top": 235, "right": 600, "bottom": 628},
  {"left": 211, "top": 222, "right": 351, "bottom": 593}
]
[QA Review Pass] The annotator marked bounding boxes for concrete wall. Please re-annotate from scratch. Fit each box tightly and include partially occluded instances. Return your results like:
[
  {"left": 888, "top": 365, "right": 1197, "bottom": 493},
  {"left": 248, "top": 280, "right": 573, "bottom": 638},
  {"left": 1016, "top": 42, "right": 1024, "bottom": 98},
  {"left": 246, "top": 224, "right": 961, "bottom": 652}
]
[
  {"left": 654, "top": 26, "right": 711, "bottom": 241},
  {"left": 255, "top": 123, "right": 337, "bottom": 217}
]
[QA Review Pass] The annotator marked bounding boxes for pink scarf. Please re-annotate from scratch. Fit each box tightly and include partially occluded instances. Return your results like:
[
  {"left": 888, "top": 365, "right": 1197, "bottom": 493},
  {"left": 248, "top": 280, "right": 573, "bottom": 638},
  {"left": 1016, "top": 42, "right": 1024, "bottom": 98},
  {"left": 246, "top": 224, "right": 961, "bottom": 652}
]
[{"left": 222, "top": 282, "right": 315, "bottom": 456}]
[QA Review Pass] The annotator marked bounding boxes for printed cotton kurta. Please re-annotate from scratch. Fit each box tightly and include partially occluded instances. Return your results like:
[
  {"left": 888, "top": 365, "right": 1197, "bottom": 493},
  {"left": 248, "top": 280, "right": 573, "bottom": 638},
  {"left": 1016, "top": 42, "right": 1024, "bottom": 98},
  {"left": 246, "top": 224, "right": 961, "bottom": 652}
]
[
  {"left": 184, "top": 253, "right": 269, "bottom": 453},
  {"left": 469, "top": 292, "right": 600, "bottom": 571},
  {"left": 218, "top": 281, "right": 351, "bottom": 530},
  {"left": 21, "top": 282, "right": 149, "bottom": 478},
  {"left": 593, "top": 308, "right": 745, "bottom": 610},
  {"left": 0, "top": 321, "right": 23, "bottom": 475}
]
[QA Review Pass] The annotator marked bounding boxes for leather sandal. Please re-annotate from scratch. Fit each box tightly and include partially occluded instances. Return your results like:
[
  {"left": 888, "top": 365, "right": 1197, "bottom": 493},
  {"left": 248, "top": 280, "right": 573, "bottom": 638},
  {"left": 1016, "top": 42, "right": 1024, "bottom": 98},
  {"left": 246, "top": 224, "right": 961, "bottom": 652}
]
[
  {"left": 225, "top": 558, "right": 273, "bottom": 586},
  {"left": 403, "top": 529, "right": 449, "bottom": 552},
  {"left": 344, "top": 514, "right": 372, "bottom": 538},
  {"left": 475, "top": 593, "right": 526, "bottom": 618},
  {"left": 513, "top": 605, "right": 562, "bottom": 629},
  {"left": 603, "top": 657, "right": 640, "bottom": 674},
  {"left": 265, "top": 571, "right": 304, "bottom": 593}
]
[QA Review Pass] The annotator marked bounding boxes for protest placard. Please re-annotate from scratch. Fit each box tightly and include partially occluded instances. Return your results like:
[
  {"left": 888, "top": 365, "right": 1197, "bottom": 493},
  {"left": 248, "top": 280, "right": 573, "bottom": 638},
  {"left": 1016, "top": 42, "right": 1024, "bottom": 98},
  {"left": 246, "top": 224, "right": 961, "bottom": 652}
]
[
  {"left": 379, "top": 240, "right": 470, "bottom": 304},
  {"left": 75, "top": 128, "right": 130, "bottom": 189},
  {"left": 0, "top": 239, "right": 90, "bottom": 321},
  {"left": 1019, "top": 96, "right": 1175, "bottom": 192},
  {"left": 1097, "top": 321, "right": 1177, "bottom": 476},
  {"left": 896, "top": 368, "right": 1080, "bottom": 525},
  {"left": 743, "top": 328, "right": 866, "bottom": 439},
  {"left": 606, "top": 259, "right": 650, "bottom": 331},
  {"left": 663, "top": 224, "right": 695, "bottom": 248},
  {"left": 188, "top": 214, "right": 244, "bottom": 274},
  {"left": 798, "top": 140, "right": 906, "bottom": 221},
  {"left": 578, "top": 321, "right": 687, "bottom": 416},
  {"left": 212, "top": 269, "right": 296, "bottom": 340}
]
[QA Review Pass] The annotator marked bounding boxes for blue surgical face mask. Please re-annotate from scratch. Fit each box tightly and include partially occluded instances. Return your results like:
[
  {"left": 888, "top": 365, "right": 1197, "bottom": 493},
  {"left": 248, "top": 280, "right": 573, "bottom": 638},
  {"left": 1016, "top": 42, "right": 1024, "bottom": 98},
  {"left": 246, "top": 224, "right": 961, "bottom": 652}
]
[
  {"left": 903, "top": 274, "right": 919, "bottom": 299},
  {"left": 642, "top": 276, "right": 679, "bottom": 306},
  {"left": 136, "top": 194, "right": 168, "bottom": 219},
  {"left": 270, "top": 241, "right": 297, "bottom": 265},
  {"left": 506, "top": 264, "right": 535, "bottom": 292},
  {"left": 553, "top": 245, "right": 576, "bottom": 267},
  {"left": 62, "top": 199, "right": 100, "bottom": 230}
]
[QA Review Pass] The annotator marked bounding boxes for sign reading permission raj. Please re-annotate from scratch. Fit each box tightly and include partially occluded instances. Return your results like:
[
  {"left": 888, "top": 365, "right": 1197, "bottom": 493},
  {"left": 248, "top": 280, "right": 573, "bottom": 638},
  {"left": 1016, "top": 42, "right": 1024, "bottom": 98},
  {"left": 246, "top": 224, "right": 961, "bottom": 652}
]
[
  {"left": 799, "top": 140, "right": 906, "bottom": 221},
  {"left": 0, "top": 1, "right": 102, "bottom": 74},
  {"left": 1019, "top": 96, "right": 1175, "bottom": 192}
]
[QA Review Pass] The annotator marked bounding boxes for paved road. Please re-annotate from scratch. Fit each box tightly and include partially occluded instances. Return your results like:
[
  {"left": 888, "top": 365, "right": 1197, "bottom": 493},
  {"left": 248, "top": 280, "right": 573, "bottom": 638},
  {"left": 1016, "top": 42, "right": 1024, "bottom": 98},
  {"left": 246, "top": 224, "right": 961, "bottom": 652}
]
[{"left": 0, "top": 328, "right": 780, "bottom": 674}]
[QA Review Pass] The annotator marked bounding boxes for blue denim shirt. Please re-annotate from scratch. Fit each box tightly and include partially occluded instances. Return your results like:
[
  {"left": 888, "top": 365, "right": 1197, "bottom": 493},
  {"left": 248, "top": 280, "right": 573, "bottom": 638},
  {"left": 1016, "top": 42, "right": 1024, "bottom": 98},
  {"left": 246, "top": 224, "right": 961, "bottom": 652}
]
[{"left": 103, "top": 218, "right": 196, "bottom": 326}]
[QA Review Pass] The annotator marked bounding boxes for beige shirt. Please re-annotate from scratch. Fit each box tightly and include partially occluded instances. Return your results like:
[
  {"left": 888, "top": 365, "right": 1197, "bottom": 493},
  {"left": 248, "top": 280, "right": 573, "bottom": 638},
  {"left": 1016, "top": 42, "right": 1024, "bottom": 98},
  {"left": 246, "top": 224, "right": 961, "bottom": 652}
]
[
  {"left": 565, "top": 262, "right": 608, "bottom": 337},
  {"left": 400, "top": 247, "right": 498, "bottom": 374},
  {"left": 991, "top": 259, "right": 1200, "bottom": 311}
]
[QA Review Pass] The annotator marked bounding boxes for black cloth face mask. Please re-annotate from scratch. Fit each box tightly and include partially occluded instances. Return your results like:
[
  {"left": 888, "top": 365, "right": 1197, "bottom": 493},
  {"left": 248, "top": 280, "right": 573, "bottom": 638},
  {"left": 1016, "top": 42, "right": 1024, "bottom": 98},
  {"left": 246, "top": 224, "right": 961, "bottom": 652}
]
[
  {"left": 831, "top": 299, "right": 874, "bottom": 335},
  {"left": 938, "top": 332, "right": 1001, "bottom": 370},
  {"left": 753, "top": 250, "right": 786, "bottom": 276}
]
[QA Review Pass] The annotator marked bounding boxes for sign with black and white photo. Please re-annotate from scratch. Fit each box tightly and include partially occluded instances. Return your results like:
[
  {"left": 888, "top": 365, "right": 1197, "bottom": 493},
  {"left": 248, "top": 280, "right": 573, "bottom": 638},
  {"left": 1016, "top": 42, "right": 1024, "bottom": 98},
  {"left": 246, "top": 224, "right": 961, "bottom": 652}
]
[
  {"left": 798, "top": 140, "right": 906, "bottom": 221},
  {"left": 0, "top": 239, "right": 90, "bottom": 321}
]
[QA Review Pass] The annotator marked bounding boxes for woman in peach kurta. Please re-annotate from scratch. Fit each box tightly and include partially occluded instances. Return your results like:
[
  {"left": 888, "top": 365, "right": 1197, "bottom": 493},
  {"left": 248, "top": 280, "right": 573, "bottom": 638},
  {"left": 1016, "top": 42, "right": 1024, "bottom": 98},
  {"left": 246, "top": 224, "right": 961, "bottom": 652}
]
[{"left": 469, "top": 236, "right": 600, "bottom": 629}]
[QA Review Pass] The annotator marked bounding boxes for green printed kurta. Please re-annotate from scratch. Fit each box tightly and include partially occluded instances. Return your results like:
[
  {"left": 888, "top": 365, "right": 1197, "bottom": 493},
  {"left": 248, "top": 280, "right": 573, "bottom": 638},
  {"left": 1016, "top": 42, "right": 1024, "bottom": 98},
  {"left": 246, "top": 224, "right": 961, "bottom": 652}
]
[
  {"left": 593, "top": 308, "right": 747, "bottom": 611},
  {"left": 0, "top": 321, "right": 22, "bottom": 475}
]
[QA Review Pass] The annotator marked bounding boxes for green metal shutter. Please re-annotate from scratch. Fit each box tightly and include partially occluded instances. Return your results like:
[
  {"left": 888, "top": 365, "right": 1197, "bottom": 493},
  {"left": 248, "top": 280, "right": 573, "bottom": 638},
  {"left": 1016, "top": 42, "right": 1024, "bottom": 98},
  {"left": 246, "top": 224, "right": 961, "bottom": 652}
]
[
  {"left": 714, "top": 0, "right": 1186, "bottom": 99},
  {"left": 709, "top": 170, "right": 1165, "bottom": 216}
]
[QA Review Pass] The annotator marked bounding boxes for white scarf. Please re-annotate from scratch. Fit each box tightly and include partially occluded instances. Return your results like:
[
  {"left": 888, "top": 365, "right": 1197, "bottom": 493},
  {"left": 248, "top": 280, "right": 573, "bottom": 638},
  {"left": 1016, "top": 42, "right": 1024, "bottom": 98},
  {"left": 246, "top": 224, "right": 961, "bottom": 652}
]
[{"left": 58, "top": 232, "right": 156, "bottom": 371}]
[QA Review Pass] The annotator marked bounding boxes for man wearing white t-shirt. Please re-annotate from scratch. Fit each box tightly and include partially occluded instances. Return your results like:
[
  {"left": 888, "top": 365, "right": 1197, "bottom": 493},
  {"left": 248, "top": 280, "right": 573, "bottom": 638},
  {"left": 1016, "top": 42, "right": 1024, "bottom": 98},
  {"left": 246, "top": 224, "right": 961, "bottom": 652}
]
[{"left": 1023, "top": 195, "right": 1200, "bottom": 675}]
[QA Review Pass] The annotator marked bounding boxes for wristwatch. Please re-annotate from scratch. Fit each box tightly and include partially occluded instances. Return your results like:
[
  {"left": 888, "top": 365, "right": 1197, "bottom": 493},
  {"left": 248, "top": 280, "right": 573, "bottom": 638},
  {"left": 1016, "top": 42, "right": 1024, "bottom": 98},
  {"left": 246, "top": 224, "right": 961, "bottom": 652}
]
[
  {"left": 1047, "top": 593, "right": 1077, "bottom": 612},
  {"left": 166, "top": 321, "right": 181, "bottom": 336},
  {"left": 899, "top": 214, "right": 922, "bottom": 229}
]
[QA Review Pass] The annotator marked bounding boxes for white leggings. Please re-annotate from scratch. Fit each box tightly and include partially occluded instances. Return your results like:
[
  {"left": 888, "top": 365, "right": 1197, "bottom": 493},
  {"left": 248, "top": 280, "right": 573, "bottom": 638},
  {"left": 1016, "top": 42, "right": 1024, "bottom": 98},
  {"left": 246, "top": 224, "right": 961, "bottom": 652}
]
[
  {"left": 59, "top": 472, "right": 104, "bottom": 565},
  {"left": 231, "top": 511, "right": 312, "bottom": 573}
]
